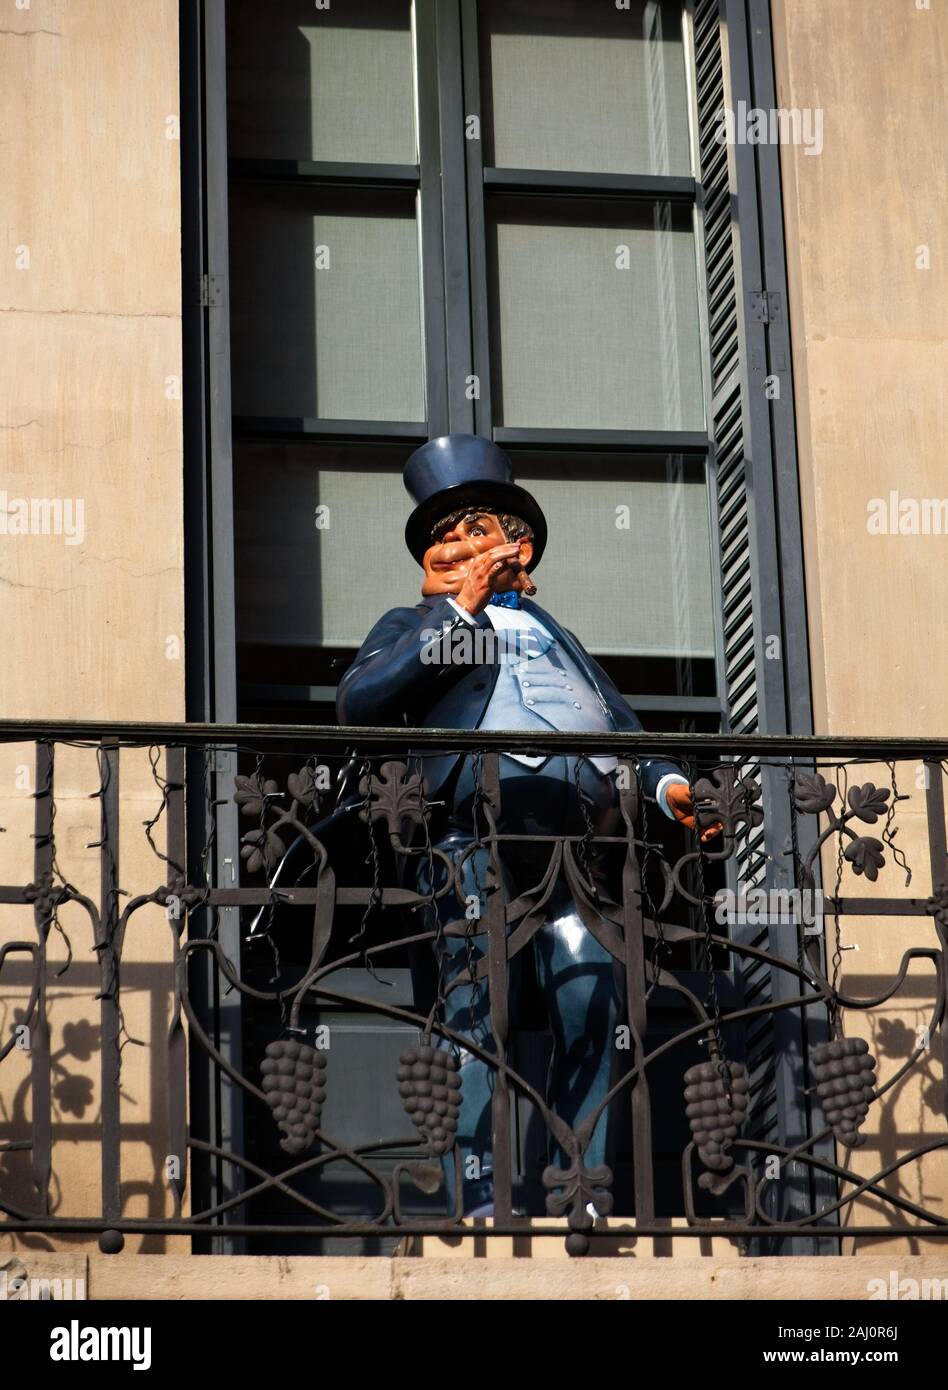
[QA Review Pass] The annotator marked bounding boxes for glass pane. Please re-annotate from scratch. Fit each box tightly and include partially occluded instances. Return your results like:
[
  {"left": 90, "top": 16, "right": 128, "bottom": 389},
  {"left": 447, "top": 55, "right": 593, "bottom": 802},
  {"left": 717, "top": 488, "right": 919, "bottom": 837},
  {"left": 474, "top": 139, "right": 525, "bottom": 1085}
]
[
  {"left": 488, "top": 198, "right": 704, "bottom": 431},
  {"left": 230, "top": 185, "right": 425, "bottom": 423},
  {"left": 227, "top": 0, "right": 417, "bottom": 164},
  {"left": 235, "top": 444, "right": 423, "bottom": 650},
  {"left": 234, "top": 447, "right": 714, "bottom": 663},
  {"left": 480, "top": 0, "right": 690, "bottom": 176},
  {"left": 510, "top": 453, "right": 715, "bottom": 658},
  {"left": 235, "top": 448, "right": 713, "bottom": 659}
]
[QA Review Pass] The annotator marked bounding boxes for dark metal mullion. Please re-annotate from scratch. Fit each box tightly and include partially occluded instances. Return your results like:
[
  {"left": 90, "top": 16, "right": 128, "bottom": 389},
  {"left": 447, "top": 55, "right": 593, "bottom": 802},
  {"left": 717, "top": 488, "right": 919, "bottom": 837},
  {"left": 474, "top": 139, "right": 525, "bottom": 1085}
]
[
  {"left": 496, "top": 427, "right": 708, "bottom": 454},
  {"left": 237, "top": 681, "right": 723, "bottom": 717},
  {"left": 745, "top": 1, "right": 812, "bottom": 741},
  {"left": 231, "top": 416, "right": 428, "bottom": 444},
  {"left": 745, "top": 0, "right": 834, "bottom": 1252},
  {"left": 203, "top": 3, "right": 237, "bottom": 726},
  {"left": 227, "top": 158, "right": 419, "bottom": 189},
  {"left": 179, "top": 0, "right": 216, "bottom": 1260},
  {"left": 415, "top": 0, "right": 448, "bottom": 437},
  {"left": 483, "top": 167, "right": 697, "bottom": 200},
  {"left": 460, "top": 0, "right": 492, "bottom": 435},
  {"left": 188, "top": 0, "right": 243, "bottom": 1254},
  {"left": 620, "top": 694, "right": 722, "bottom": 715},
  {"left": 436, "top": 0, "right": 475, "bottom": 432}
]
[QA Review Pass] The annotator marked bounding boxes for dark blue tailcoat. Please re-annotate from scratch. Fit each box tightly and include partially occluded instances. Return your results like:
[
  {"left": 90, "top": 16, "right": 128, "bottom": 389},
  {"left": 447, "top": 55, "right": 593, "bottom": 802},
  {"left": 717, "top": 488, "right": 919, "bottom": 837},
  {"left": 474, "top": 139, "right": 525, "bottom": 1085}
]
[
  {"left": 336, "top": 593, "right": 682, "bottom": 801},
  {"left": 251, "top": 593, "right": 683, "bottom": 940}
]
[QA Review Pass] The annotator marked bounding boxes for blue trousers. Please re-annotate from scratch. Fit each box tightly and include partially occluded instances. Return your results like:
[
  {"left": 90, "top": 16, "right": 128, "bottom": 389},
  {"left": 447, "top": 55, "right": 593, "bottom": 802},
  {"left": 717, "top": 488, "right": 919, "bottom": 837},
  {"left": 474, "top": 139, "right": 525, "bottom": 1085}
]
[{"left": 418, "top": 755, "right": 621, "bottom": 1214}]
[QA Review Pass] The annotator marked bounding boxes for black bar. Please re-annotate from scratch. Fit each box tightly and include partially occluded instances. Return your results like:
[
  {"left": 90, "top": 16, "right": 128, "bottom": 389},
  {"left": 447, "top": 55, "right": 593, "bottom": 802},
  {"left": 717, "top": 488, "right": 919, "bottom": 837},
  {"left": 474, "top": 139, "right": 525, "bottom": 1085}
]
[
  {"left": 228, "top": 158, "right": 419, "bottom": 189},
  {"left": 166, "top": 746, "right": 189, "bottom": 1220},
  {"left": 239, "top": 682, "right": 724, "bottom": 716},
  {"left": 1, "top": 1218, "right": 945, "bottom": 1240},
  {"left": 494, "top": 427, "right": 709, "bottom": 454},
  {"left": 437, "top": 0, "right": 475, "bottom": 433},
  {"left": 620, "top": 771, "right": 655, "bottom": 1222},
  {"left": 232, "top": 416, "right": 428, "bottom": 444},
  {"left": 194, "top": 0, "right": 243, "bottom": 1256},
  {"left": 483, "top": 167, "right": 697, "bottom": 200},
  {"left": 30, "top": 740, "right": 53, "bottom": 1216},
  {"left": 4, "top": 721, "right": 947, "bottom": 760},
  {"left": 415, "top": 0, "right": 448, "bottom": 436},
  {"left": 460, "top": 0, "right": 493, "bottom": 435},
  {"left": 98, "top": 743, "right": 122, "bottom": 1229},
  {"left": 483, "top": 754, "right": 512, "bottom": 1220}
]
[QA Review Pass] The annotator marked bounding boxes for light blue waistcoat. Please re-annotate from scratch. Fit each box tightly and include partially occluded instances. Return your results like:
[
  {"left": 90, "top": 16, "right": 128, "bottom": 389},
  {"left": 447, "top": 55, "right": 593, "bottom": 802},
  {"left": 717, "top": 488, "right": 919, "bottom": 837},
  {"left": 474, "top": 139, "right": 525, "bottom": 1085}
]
[{"left": 477, "top": 620, "right": 616, "bottom": 769}]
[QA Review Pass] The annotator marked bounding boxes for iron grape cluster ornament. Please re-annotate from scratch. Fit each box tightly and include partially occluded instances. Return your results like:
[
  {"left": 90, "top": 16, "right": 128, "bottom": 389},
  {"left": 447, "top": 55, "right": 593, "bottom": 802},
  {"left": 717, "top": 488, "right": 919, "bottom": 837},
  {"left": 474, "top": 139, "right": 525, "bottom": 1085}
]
[
  {"left": 397, "top": 1042, "right": 462, "bottom": 1156},
  {"left": 810, "top": 1036, "right": 876, "bottom": 1147},
  {"left": 684, "top": 1057, "right": 749, "bottom": 1172},
  {"left": 260, "top": 1037, "right": 327, "bottom": 1155}
]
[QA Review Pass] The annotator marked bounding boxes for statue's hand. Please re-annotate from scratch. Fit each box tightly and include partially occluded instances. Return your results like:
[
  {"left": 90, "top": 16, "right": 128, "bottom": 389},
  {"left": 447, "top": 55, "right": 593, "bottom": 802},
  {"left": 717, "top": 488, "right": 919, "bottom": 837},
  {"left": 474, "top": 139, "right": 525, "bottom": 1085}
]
[
  {"left": 455, "top": 543, "right": 529, "bottom": 615},
  {"left": 665, "top": 782, "right": 723, "bottom": 843}
]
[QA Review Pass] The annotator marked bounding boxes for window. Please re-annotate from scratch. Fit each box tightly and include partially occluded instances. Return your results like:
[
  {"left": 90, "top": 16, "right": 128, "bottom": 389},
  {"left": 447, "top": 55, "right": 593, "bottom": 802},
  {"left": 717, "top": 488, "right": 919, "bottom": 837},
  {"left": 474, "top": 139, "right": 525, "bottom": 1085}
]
[
  {"left": 184, "top": 0, "right": 816, "bottom": 1249},
  {"left": 221, "top": 0, "right": 723, "bottom": 732}
]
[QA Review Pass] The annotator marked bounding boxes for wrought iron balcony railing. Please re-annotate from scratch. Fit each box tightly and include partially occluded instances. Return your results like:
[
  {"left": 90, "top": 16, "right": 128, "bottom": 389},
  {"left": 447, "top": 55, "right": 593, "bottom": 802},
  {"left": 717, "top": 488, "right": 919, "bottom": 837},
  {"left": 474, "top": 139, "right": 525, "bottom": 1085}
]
[{"left": 0, "top": 721, "right": 946, "bottom": 1257}]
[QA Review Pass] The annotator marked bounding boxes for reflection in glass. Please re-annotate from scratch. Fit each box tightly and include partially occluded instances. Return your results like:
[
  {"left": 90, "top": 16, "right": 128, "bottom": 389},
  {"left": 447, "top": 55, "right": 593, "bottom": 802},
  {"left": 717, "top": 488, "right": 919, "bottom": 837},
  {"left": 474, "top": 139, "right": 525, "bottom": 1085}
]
[
  {"left": 235, "top": 444, "right": 423, "bottom": 651},
  {"left": 511, "top": 453, "right": 714, "bottom": 658},
  {"left": 230, "top": 186, "right": 425, "bottom": 423},
  {"left": 480, "top": 0, "right": 690, "bottom": 176},
  {"left": 488, "top": 199, "right": 704, "bottom": 431},
  {"left": 227, "top": 0, "right": 417, "bottom": 165}
]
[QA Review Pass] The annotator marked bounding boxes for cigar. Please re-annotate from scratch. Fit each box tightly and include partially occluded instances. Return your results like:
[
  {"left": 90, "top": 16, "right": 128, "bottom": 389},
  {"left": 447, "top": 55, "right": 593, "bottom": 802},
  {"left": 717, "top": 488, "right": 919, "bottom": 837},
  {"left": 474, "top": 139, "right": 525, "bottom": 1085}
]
[{"left": 516, "top": 545, "right": 537, "bottom": 596}]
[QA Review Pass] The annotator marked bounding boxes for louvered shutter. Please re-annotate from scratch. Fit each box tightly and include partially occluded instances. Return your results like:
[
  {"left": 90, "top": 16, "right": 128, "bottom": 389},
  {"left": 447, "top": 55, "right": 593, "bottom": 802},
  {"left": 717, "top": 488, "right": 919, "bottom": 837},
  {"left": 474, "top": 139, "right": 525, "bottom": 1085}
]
[{"left": 694, "top": 0, "right": 835, "bottom": 1250}]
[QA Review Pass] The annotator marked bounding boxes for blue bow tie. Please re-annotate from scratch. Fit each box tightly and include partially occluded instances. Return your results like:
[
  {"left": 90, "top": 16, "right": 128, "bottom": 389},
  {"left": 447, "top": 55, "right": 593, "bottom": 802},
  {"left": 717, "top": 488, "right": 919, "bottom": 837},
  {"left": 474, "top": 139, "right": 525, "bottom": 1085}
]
[{"left": 489, "top": 591, "right": 522, "bottom": 609}]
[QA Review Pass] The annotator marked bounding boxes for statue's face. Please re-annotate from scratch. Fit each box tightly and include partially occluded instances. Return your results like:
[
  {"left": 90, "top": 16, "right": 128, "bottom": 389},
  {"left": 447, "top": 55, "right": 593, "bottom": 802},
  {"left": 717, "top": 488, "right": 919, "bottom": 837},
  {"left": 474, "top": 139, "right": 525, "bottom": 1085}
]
[{"left": 421, "top": 510, "right": 533, "bottom": 596}]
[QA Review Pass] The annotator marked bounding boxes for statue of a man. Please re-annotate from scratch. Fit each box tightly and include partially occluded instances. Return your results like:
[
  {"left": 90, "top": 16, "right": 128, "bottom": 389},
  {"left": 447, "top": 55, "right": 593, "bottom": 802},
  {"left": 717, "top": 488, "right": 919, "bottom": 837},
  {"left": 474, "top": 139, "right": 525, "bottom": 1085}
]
[{"left": 337, "top": 434, "right": 716, "bottom": 1216}]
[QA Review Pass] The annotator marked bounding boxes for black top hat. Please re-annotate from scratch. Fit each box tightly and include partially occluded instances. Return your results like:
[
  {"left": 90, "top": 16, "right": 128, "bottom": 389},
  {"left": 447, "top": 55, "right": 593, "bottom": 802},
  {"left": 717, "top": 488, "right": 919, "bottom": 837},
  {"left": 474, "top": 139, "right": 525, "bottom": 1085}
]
[{"left": 403, "top": 434, "right": 547, "bottom": 570}]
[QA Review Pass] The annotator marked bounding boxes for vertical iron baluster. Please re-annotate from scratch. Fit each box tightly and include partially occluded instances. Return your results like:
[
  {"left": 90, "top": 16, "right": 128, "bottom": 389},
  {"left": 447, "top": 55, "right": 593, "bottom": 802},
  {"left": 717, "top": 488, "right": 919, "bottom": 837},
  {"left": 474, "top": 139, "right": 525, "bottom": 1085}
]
[
  {"left": 619, "top": 759, "right": 655, "bottom": 1222},
  {"left": 924, "top": 760, "right": 948, "bottom": 1122},
  {"left": 98, "top": 742, "right": 122, "bottom": 1230},
  {"left": 481, "top": 752, "right": 512, "bottom": 1222},
  {"left": 166, "top": 745, "right": 188, "bottom": 1217},
  {"left": 31, "top": 741, "right": 53, "bottom": 1214}
]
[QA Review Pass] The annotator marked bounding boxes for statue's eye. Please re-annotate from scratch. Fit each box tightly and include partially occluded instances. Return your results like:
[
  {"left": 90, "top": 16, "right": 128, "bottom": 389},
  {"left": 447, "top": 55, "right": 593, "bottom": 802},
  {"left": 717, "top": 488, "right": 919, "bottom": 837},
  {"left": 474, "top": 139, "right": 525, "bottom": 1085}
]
[{"left": 469, "top": 523, "right": 484, "bottom": 536}]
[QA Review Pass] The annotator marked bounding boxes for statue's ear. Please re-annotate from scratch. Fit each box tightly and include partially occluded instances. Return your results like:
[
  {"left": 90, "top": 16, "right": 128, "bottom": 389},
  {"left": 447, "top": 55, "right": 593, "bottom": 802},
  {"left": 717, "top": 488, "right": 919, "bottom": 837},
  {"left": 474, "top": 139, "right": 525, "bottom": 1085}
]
[{"left": 517, "top": 537, "right": 534, "bottom": 568}]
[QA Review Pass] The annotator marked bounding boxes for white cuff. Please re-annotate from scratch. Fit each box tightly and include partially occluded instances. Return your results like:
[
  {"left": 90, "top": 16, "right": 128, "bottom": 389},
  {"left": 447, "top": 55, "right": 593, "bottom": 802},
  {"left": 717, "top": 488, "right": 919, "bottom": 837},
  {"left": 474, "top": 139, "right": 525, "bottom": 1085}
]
[
  {"left": 446, "top": 595, "right": 477, "bottom": 624},
  {"left": 656, "top": 773, "right": 690, "bottom": 820}
]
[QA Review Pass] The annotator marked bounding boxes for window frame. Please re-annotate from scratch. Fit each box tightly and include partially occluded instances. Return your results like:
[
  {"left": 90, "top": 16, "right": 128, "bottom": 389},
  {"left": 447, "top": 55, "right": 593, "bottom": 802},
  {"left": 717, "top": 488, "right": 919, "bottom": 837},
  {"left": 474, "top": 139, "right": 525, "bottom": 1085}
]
[{"left": 181, "top": 0, "right": 826, "bottom": 1251}]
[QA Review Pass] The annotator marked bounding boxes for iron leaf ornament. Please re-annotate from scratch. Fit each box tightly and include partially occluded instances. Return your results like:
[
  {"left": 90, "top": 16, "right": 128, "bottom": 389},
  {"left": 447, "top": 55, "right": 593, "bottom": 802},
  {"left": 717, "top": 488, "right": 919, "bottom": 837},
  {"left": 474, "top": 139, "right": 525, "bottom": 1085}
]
[
  {"left": 359, "top": 760, "right": 426, "bottom": 843},
  {"left": 792, "top": 770, "right": 837, "bottom": 814},
  {"left": 844, "top": 836, "right": 886, "bottom": 881},
  {"left": 692, "top": 768, "right": 763, "bottom": 836},
  {"left": 847, "top": 783, "right": 891, "bottom": 824}
]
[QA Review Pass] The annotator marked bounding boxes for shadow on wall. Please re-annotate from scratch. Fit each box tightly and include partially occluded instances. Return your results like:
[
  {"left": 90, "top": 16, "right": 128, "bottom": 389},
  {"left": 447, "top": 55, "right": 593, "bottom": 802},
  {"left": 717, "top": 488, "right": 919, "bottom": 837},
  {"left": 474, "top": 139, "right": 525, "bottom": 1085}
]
[{"left": 0, "top": 958, "right": 176, "bottom": 1255}]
